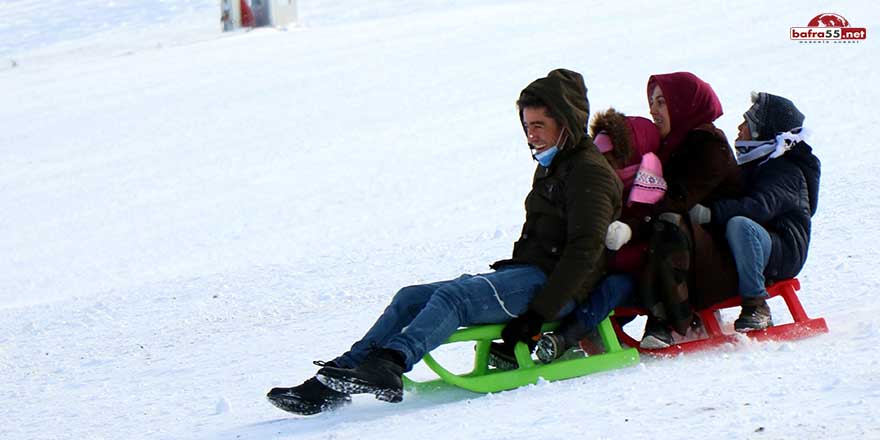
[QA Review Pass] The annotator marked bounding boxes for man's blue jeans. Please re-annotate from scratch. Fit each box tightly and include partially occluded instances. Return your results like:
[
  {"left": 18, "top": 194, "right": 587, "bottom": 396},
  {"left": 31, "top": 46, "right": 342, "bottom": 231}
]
[
  {"left": 725, "top": 216, "right": 772, "bottom": 299},
  {"left": 333, "top": 265, "right": 573, "bottom": 371},
  {"left": 574, "top": 273, "right": 636, "bottom": 330},
  {"left": 553, "top": 273, "right": 636, "bottom": 343}
]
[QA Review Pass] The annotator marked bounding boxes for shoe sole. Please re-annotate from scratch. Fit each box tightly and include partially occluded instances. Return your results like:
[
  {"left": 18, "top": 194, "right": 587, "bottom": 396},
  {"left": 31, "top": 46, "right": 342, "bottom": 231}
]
[
  {"left": 266, "top": 393, "right": 351, "bottom": 415},
  {"left": 316, "top": 373, "right": 403, "bottom": 403},
  {"left": 487, "top": 352, "right": 518, "bottom": 370},
  {"left": 734, "top": 322, "right": 774, "bottom": 333},
  {"left": 640, "top": 335, "right": 672, "bottom": 349}
]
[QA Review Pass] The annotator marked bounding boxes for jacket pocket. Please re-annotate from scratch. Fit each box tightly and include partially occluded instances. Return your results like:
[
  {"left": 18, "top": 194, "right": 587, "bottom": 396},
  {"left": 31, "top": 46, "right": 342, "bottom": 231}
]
[{"left": 536, "top": 215, "right": 566, "bottom": 258}]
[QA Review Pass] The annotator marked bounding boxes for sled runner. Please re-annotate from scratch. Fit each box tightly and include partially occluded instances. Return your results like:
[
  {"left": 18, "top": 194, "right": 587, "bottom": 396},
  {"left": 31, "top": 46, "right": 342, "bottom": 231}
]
[
  {"left": 403, "top": 315, "right": 639, "bottom": 394},
  {"left": 611, "top": 278, "right": 828, "bottom": 356},
  {"left": 403, "top": 279, "right": 824, "bottom": 393}
]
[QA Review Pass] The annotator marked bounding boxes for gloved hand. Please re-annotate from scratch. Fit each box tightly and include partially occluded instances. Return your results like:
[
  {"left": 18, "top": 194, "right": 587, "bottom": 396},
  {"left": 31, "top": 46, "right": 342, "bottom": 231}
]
[
  {"left": 689, "top": 204, "right": 711, "bottom": 225},
  {"left": 605, "top": 221, "right": 632, "bottom": 251},
  {"left": 501, "top": 309, "right": 544, "bottom": 348}
]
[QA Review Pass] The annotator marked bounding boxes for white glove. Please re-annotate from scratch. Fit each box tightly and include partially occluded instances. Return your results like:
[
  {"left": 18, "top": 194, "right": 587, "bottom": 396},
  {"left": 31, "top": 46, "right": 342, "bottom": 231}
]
[
  {"left": 689, "top": 204, "right": 711, "bottom": 225},
  {"left": 605, "top": 221, "right": 632, "bottom": 251}
]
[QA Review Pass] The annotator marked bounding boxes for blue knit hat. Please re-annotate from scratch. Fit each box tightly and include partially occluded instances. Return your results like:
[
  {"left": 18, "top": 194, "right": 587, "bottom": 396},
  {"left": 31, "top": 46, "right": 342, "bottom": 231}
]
[{"left": 743, "top": 92, "right": 805, "bottom": 141}]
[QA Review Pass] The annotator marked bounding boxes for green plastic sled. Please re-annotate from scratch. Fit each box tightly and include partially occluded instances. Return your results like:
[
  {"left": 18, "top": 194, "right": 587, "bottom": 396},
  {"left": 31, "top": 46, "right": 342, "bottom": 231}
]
[{"left": 403, "top": 314, "right": 639, "bottom": 394}]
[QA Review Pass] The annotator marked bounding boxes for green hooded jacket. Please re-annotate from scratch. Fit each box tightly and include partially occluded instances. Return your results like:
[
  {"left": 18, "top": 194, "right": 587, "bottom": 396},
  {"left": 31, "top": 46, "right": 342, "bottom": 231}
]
[{"left": 492, "top": 69, "right": 623, "bottom": 320}]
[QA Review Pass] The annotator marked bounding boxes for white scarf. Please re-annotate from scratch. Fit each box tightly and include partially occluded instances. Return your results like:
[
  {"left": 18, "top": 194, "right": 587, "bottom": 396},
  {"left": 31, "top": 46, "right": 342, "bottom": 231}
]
[{"left": 734, "top": 127, "right": 808, "bottom": 165}]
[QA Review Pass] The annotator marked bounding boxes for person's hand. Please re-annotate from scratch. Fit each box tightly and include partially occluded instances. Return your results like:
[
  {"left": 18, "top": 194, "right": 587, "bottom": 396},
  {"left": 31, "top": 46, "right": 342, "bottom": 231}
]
[
  {"left": 689, "top": 204, "right": 711, "bottom": 224},
  {"left": 605, "top": 221, "right": 632, "bottom": 251},
  {"left": 501, "top": 310, "right": 544, "bottom": 348}
]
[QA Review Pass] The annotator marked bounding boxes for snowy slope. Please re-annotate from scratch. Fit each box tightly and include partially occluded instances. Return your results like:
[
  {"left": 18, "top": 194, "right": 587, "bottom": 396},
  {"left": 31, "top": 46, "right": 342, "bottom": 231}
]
[{"left": 1, "top": 1, "right": 879, "bottom": 439}]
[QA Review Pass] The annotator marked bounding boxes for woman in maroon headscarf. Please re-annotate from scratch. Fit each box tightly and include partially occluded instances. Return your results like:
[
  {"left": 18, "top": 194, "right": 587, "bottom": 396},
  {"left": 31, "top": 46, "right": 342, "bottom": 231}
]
[{"left": 637, "top": 72, "right": 744, "bottom": 349}]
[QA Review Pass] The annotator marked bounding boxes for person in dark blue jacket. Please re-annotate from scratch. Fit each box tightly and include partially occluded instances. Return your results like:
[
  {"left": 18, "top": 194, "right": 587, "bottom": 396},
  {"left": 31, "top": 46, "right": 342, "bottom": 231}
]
[{"left": 689, "top": 92, "right": 820, "bottom": 332}]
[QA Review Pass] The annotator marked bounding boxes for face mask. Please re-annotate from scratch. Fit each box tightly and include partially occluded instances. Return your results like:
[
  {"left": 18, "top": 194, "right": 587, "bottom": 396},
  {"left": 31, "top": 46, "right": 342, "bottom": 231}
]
[
  {"left": 530, "top": 128, "right": 568, "bottom": 167},
  {"left": 533, "top": 146, "right": 559, "bottom": 167}
]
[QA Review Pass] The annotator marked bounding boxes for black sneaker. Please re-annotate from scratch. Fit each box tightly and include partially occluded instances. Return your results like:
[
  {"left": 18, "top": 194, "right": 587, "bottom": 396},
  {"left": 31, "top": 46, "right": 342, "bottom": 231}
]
[
  {"left": 640, "top": 318, "right": 674, "bottom": 349},
  {"left": 316, "top": 349, "right": 405, "bottom": 403},
  {"left": 266, "top": 362, "right": 351, "bottom": 415},
  {"left": 734, "top": 298, "right": 773, "bottom": 332},
  {"left": 535, "top": 333, "right": 571, "bottom": 364},
  {"left": 487, "top": 342, "right": 520, "bottom": 370}
]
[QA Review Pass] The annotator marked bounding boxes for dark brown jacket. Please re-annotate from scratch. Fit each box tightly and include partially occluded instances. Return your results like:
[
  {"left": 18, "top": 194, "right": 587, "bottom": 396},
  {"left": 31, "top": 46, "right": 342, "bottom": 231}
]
[
  {"left": 659, "top": 124, "right": 743, "bottom": 308},
  {"left": 492, "top": 69, "right": 622, "bottom": 320}
]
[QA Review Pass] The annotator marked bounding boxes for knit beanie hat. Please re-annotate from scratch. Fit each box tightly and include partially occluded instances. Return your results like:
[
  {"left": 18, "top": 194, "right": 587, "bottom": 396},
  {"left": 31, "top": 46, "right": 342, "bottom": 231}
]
[{"left": 743, "top": 92, "right": 805, "bottom": 141}]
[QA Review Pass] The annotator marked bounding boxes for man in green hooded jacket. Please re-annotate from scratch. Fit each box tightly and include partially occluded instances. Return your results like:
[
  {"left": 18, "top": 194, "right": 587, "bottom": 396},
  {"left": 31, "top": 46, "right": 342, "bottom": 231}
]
[{"left": 267, "top": 69, "right": 621, "bottom": 415}]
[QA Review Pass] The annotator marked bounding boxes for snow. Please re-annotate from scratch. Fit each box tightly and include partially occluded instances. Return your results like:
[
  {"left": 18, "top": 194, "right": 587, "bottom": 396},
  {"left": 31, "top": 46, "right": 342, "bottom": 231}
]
[{"left": 1, "top": 0, "right": 879, "bottom": 439}]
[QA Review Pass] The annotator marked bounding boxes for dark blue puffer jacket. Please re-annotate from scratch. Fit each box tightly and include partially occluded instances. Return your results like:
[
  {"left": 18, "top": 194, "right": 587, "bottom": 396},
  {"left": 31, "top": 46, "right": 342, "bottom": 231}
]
[{"left": 710, "top": 141, "right": 821, "bottom": 281}]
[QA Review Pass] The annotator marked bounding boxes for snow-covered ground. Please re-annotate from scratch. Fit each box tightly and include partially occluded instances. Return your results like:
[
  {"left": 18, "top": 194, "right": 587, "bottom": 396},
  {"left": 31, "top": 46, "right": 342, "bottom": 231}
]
[{"left": 1, "top": 1, "right": 878, "bottom": 439}]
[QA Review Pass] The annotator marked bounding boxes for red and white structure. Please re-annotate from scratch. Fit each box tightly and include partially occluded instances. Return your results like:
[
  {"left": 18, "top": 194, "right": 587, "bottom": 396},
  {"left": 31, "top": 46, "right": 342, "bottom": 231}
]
[{"left": 222, "top": 0, "right": 297, "bottom": 31}]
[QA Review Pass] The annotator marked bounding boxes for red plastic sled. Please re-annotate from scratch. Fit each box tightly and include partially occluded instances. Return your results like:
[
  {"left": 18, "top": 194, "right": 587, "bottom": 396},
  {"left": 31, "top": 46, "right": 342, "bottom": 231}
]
[{"left": 611, "top": 278, "right": 828, "bottom": 356}]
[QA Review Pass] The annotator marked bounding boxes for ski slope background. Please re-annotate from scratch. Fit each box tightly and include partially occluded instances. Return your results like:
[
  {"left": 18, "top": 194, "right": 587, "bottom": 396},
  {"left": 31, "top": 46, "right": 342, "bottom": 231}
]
[{"left": 1, "top": 1, "right": 878, "bottom": 439}]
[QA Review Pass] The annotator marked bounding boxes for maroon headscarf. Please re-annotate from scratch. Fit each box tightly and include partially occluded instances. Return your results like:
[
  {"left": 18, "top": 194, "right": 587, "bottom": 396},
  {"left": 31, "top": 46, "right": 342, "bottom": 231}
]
[{"left": 647, "top": 72, "right": 723, "bottom": 161}]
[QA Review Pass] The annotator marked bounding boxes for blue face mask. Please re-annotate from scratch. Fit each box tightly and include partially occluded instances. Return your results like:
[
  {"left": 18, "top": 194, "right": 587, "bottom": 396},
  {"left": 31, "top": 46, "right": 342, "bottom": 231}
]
[
  {"left": 530, "top": 128, "right": 568, "bottom": 167},
  {"left": 533, "top": 146, "right": 559, "bottom": 167}
]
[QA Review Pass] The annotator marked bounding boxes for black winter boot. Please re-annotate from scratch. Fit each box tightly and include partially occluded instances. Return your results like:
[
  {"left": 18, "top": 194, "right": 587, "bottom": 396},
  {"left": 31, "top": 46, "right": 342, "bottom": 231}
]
[
  {"left": 536, "top": 311, "right": 601, "bottom": 363},
  {"left": 316, "top": 349, "right": 405, "bottom": 403},
  {"left": 487, "top": 342, "right": 519, "bottom": 370},
  {"left": 734, "top": 297, "right": 773, "bottom": 332},
  {"left": 266, "top": 361, "right": 351, "bottom": 415},
  {"left": 487, "top": 338, "right": 540, "bottom": 370},
  {"left": 536, "top": 332, "right": 576, "bottom": 364}
]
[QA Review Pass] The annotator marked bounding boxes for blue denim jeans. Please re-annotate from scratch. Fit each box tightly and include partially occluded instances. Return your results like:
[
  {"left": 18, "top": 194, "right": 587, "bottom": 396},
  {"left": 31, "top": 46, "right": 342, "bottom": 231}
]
[
  {"left": 725, "top": 216, "right": 772, "bottom": 299},
  {"left": 574, "top": 274, "right": 636, "bottom": 329},
  {"left": 555, "top": 273, "right": 636, "bottom": 342},
  {"left": 333, "top": 265, "right": 573, "bottom": 371}
]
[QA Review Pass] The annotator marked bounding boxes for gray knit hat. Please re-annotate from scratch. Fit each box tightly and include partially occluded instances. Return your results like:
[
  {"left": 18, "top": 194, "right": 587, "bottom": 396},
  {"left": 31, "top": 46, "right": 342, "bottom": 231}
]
[{"left": 743, "top": 92, "right": 805, "bottom": 141}]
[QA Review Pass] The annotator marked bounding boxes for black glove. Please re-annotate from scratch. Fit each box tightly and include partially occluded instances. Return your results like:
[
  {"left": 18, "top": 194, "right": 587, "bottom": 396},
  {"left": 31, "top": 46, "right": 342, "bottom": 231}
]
[{"left": 501, "top": 309, "right": 544, "bottom": 348}]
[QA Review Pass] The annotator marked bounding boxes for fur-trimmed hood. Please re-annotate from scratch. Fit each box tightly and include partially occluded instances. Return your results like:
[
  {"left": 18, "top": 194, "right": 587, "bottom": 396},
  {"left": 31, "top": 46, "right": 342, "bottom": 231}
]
[
  {"left": 590, "top": 108, "right": 661, "bottom": 168},
  {"left": 590, "top": 108, "right": 633, "bottom": 167}
]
